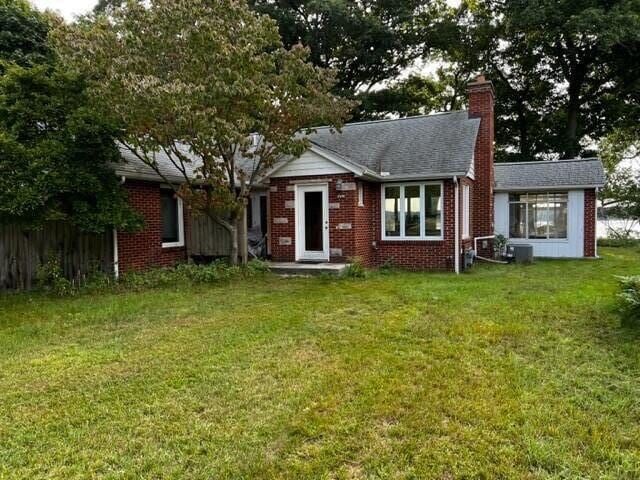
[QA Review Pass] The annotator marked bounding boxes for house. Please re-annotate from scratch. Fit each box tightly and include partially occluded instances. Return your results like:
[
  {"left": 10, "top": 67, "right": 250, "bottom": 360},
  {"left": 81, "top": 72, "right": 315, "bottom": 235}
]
[{"left": 113, "top": 75, "right": 606, "bottom": 274}]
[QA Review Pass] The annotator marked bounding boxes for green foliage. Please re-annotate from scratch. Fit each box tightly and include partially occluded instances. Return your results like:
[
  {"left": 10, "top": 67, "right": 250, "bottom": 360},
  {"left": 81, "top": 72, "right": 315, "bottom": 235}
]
[
  {"left": 35, "top": 255, "right": 74, "bottom": 296},
  {"left": 342, "top": 257, "right": 366, "bottom": 279},
  {"left": 478, "top": 0, "right": 640, "bottom": 161},
  {"left": 599, "top": 237, "right": 640, "bottom": 248},
  {"left": 493, "top": 233, "right": 508, "bottom": 258},
  {"left": 0, "top": 0, "right": 52, "bottom": 69},
  {"left": 249, "top": 0, "right": 446, "bottom": 96},
  {"left": 119, "top": 261, "right": 269, "bottom": 292},
  {"left": 56, "top": 0, "right": 353, "bottom": 262},
  {"left": 617, "top": 275, "right": 640, "bottom": 323},
  {"left": 0, "top": 62, "right": 143, "bottom": 232},
  {"left": 0, "top": 0, "right": 142, "bottom": 233}
]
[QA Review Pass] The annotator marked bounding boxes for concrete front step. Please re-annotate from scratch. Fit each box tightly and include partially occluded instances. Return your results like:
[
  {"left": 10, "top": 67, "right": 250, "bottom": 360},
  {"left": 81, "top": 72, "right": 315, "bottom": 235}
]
[{"left": 268, "top": 262, "right": 348, "bottom": 276}]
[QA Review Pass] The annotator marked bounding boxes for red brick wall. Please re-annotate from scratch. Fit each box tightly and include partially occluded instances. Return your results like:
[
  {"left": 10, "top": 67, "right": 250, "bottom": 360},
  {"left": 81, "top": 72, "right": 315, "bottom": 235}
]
[
  {"left": 268, "top": 174, "right": 359, "bottom": 263},
  {"left": 468, "top": 77, "right": 495, "bottom": 257},
  {"left": 584, "top": 188, "right": 597, "bottom": 257},
  {"left": 269, "top": 175, "right": 459, "bottom": 270},
  {"left": 371, "top": 180, "right": 457, "bottom": 270},
  {"left": 117, "top": 180, "right": 187, "bottom": 273}
]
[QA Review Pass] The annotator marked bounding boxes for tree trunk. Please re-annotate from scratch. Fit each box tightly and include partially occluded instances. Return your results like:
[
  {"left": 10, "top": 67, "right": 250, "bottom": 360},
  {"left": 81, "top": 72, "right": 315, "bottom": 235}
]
[
  {"left": 565, "top": 100, "right": 580, "bottom": 159},
  {"left": 239, "top": 199, "right": 248, "bottom": 265}
]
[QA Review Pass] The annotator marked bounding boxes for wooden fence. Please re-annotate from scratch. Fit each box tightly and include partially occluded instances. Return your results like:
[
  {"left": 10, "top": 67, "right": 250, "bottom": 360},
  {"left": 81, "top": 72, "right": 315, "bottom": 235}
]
[
  {"left": 189, "top": 215, "right": 233, "bottom": 258},
  {"left": 0, "top": 223, "right": 113, "bottom": 291}
]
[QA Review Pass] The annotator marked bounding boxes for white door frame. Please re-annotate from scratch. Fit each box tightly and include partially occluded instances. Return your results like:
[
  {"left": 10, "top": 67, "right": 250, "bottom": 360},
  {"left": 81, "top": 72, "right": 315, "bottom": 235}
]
[{"left": 295, "top": 183, "right": 330, "bottom": 261}]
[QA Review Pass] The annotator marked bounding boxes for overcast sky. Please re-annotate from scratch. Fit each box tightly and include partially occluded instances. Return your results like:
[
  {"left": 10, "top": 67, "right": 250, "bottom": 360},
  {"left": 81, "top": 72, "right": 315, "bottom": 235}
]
[
  {"left": 31, "top": 0, "right": 461, "bottom": 21},
  {"left": 31, "top": 0, "right": 97, "bottom": 20}
]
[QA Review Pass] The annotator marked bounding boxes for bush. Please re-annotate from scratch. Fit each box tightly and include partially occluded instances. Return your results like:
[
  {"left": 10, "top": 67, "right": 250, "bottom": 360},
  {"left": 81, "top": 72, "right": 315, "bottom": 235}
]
[
  {"left": 617, "top": 276, "right": 640, "bottom": 323},
  {"left": 36, "top": 259, "right": 270, "bottom": 296},
  {"left": 598, "top": 238, "right": 640, "bottom": 248},
  {"left": 343, "top": 257, "right": 366, "bottom": 278},
  {"left": 36, "top": 256, "right": 75, "bottom": 296}
]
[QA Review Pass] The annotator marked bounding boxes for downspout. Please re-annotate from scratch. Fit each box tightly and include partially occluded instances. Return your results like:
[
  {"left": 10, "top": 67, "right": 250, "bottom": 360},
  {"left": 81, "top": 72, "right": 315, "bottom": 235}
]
[
  {"left": 114, "top": 175, "right": 126, "bottom": 279},
  {"left": 113, "top": 229, "right": 119, "bottom": 280},
  {"left": 454, "top": 176, "right": 460, "bottom": 274}
]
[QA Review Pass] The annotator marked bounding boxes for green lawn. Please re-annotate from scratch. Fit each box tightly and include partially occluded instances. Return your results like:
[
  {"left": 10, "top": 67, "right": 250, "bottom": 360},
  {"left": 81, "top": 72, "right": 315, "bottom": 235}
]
[{"left": 1, "top": 248, "right": 639, "bottom": 479}]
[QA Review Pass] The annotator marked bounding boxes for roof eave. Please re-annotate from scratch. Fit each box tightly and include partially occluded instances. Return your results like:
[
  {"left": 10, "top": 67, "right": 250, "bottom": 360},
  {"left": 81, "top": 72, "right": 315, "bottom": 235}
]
[{"left": 495, "top": 184, "right": 605, "bottom": 192}]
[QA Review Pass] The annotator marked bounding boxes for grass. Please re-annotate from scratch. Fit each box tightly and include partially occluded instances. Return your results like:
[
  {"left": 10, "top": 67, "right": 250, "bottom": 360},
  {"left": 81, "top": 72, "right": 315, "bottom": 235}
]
[{"left": 1, "top": 248, "right": 639, "bottom": 479}]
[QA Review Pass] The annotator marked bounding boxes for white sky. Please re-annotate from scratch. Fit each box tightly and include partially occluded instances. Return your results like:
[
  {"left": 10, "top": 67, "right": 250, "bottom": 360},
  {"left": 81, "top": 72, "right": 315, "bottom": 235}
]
[
  {"left": 31, "top": 0, "right": 97, "bottom": 20},
  {"left": 31, "top": 0, "right": 460, "bottom": 21}
]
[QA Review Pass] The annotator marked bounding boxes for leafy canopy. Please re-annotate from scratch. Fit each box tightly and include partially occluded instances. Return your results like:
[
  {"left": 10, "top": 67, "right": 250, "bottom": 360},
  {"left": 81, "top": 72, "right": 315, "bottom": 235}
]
[
  {"left": 55, "top": 0, "right": 353, "bottom": 260},
  {"left": 0, "top": 0, "right": 142, "bottom": 232}
]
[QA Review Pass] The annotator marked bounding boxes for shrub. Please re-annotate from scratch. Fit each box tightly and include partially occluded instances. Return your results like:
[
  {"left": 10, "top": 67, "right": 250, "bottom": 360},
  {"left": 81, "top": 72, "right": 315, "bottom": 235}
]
[
  {"left": 598, "top": 238, "right": 640, "bottom": 248},
  {"left": 617, "top": 276, "right": 640, "bottom": 323},
  {"left": 36, "top": 256, "right": 75, "bottom": 296},
  {"left": 35, "top": 258, "right": 270, "bottom": 297},
  {"left": 343, "top": 257, "right": 366, "bottom": 278}
]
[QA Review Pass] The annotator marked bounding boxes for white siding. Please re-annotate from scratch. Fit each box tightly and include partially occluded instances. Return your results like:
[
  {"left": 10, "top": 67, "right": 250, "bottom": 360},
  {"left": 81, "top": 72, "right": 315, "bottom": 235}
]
[
  {"left": 494, "top": 190, "right": 585, "bottom": 258},
  {"left": 271, "top": 150, "right": 349, "bottom": 178}
]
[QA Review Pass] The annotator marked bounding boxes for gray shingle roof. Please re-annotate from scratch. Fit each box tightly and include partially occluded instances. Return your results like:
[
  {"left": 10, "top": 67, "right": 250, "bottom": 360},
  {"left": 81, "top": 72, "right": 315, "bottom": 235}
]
[
  {"left": 306, "top": 111, "right": 480, "bottom": 179},
  {"left": 494, "top": 158, "right": 606, "bottom": 191},
  {"left": 115, "top": 143, "right": 202, "bottom": 183}
]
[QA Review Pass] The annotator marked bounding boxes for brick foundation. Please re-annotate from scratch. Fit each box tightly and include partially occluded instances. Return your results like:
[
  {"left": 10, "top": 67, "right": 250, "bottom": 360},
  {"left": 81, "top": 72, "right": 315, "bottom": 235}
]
[{"left": 117, "top": 180, "right": 188, "bottom": 273}]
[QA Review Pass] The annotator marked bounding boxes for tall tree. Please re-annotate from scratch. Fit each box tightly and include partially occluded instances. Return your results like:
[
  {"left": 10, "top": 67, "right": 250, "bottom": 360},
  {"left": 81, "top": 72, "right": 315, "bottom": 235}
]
[
  {"left": 0, "top": 1, "right": 141, "bottom": 232},
  {"left": 248, "top": 0, "right": 448, "bottom": 108},
  {"left": 0, "top": 0, "right": 52, "bottom": 69},
  {"left": 56, "top": 0, "right": 353, "bottom": 264}
]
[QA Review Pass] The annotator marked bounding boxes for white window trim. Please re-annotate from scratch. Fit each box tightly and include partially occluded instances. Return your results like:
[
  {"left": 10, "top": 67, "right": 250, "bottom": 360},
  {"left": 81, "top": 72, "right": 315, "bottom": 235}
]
[
  {"left": 161, "top": 191, "right": 185, "bottom": 248},
  {"left": 462, "top": 184, "right": 470, "bottom": 239},
  {"left": 358, "top": 183, "right": 365, "bottom": 207},
  {"left": 508, "top": 191, "right": 568, "bottom": 241},
  {"left": 381, "top": 182, "right": 444, "bottom": 241}
]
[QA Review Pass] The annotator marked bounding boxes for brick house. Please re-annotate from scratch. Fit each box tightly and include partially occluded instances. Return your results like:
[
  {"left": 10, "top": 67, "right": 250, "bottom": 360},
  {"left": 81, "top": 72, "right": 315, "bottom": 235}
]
[
  {"left": 263, "top": 76, "right": 605, "bottom": 272},
  {"left": 114, "top": 76, "right": 606, "bottom": 274}
]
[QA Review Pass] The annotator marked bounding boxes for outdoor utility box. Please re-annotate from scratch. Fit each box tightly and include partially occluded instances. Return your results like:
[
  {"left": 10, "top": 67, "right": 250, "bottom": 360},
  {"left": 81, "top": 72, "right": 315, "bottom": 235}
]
[{"left": 507, "top": 244, "right": 534, "bottom": 264}]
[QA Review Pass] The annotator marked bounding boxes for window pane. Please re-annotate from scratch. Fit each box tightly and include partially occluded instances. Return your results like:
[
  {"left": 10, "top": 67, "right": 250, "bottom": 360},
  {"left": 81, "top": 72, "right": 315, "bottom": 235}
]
[
  {"left": 528, "top": 196, "right": 549, "bottom": 239},
  {"left": 161, "top": 190, "right": 179, "bottom": 243},
  {"left": 405, "top": 185, "right": 421, "bottom": 236},
  {"left": 509, "top": 202, "right": 526, "bottom": 238},
  {"left": 384, "top": 186, "right": 400, "bottom": 237},
  {"left": 549, "top": 200, "right": 568, "bottom": 238},
  {"left": 424, "top": 184, "right": 442, "bottom": 237}
]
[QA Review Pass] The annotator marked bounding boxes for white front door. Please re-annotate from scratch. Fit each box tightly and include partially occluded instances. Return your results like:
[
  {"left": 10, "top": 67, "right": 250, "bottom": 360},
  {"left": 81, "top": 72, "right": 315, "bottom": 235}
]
[{"left": 296, "top": 184, "right": 329, "bottom": 261}]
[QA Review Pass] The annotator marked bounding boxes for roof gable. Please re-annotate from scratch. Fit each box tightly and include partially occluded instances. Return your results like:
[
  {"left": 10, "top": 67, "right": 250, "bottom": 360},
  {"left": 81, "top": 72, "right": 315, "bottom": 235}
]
[{"left": 306, "top": 111, "right": 480, "bottom": 179}]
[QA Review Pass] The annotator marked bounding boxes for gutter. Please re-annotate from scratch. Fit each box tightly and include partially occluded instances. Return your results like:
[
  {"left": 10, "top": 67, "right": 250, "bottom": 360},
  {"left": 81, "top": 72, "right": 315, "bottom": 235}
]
[{"left": 494, "top": 184, "right": 605, "bottom": 192}]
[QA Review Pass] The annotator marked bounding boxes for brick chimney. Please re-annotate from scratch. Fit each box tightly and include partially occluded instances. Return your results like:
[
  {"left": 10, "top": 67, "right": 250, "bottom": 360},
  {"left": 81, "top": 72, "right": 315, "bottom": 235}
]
[{"left": 467, "top": 75, "right": 495, "bottom": 253}]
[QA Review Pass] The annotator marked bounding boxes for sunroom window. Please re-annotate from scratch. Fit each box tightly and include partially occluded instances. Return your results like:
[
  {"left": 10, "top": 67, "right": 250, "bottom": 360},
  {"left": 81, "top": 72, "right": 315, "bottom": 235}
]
[
  {"left": 509, "top": 192, "right": 568, "bottom": 240},
  {"left": 382, "top": 183, "right": 442, "bottom": 240}
]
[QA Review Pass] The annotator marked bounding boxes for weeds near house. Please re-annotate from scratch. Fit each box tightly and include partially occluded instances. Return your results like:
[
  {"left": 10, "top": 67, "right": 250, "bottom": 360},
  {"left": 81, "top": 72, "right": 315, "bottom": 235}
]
[
  {"left": 617, "top": 275, "right": 640, "bottom": 323},
  {"left": 36, "top": 258, "right": 270, "bottom": 296},
  {"left": 342, "top": 257, "right": 366, "bottom": 278}
]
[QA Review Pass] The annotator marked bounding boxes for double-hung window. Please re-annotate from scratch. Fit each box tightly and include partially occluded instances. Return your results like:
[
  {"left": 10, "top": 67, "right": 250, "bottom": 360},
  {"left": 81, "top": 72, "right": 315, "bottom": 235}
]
[
  {"left": 161, "top": 189, "right": 185, "bottom": 248},
  {"left": 509, "top": 192, "right": 568, "bottom": 240},
  {"left": 382, "top": 183, "right": 443, "bottom": 240}
]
